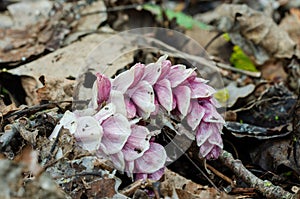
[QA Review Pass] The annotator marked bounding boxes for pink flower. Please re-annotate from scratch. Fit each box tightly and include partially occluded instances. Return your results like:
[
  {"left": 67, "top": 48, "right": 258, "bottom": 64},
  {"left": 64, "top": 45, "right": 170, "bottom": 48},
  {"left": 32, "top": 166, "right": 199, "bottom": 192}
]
[
  {"left": 51, "top": 54, "right": 225, "bottom": 181},
  {"left": 96, "top": 73, "right": 111, "bottom": 105},
  {"left": 122, "top": 125, "right": 151, "bottom": 162},
  {"left": 153, "top": 59, "right": 195, "bottom": 117},
  {"left": 94, "top": 104, "right": 131, "bottom": 155},
  {"left": 135, "top": 167, "right": 165, "bottom": 181},
  {"left": 132, "top": 142, "right": 167, "bottom": 174},
  {"left": 112, "top": 60, "right": 162, "bottom": 119},
  {"left": 97, "top": 125, "right": 167, "bottom": 179},
  {"left": 89, "top": 73, "right": 111, "bottom": 110},
  {"left": 196, "top": 121, "right": 223, "bottom": 159},
  {"left": 151, "top": 56, "right": 224, "bottom": 159},
  {"left": 50, "top": 111, "right": 103, "bottom": 154},
  {"left": 153, "top": 59, "right": 173, "bottom": 112}
]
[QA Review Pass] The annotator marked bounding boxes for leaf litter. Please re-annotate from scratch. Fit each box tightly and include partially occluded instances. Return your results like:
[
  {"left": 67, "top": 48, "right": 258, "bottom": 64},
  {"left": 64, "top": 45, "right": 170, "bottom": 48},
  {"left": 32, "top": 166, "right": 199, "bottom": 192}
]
[{"left": 1, "top": 0, "right": 300, "bottom": 198}]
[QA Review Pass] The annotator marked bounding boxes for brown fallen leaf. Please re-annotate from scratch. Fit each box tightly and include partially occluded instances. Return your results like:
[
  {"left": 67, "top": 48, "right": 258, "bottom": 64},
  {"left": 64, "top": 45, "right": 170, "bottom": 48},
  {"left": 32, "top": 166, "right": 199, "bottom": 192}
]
[
  {"left": 260, "top": 60, "right": 287, "bottom": 83},
  {"left": 0, "top": 97, "right": 17, "bottom": 116},
  {"left": 36, "top": 76, "right": 75, "bottom": 103},
  {"left": 196, "top": 4, "right": 297, "bottom": 64},
  {"left": 0, "top": 159, "right": 66, "bottom": 199},
  {"left": 161, "top": 168, "right": 234, "bottom": 199},
  {"left": 0, "top": 1, "right": 73, "bottom": 66}
]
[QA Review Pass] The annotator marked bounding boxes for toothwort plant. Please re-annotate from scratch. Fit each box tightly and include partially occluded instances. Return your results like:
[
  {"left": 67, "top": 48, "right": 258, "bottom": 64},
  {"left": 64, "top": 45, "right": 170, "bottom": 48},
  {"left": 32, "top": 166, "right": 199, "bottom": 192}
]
[{"left": 50, "top": 55, "right": 224, "bottom": 180}]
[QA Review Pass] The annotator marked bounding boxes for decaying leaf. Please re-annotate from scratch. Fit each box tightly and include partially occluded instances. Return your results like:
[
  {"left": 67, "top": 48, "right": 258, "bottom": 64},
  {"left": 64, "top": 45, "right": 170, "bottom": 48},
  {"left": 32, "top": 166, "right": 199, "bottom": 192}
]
[
  {"left": 21, "top": 75, "right": 39, "bottom": 106},
  {"left": 280, "top": 9, "right": 300, "bottom": 47},
  {"left": 7, "top": 0, "right": 53, "bottom": 28},
  {"left": 215, "top": 82, "right": 255, "bottom": 108},
  {"left": 250, "top": 138, "right": 300, "bottom": 178},
  {"left": 9, "top": 33, "right": 112, "bottom": 79},
  {"left": 161, "top": 168, "right": 234, "bottom": 199},
  {"left": 18, "top": 118, "right": 39, "bottom": 146},
  {"left": 261, "top": 60, "right": 287, "bottom": 83},
  {"left": 236, "top": 83, "right": 296, "bottom": 128},
  {"left": 224, "top": 121, "right": 292, "bottom": 140},
  {"left": 196, "top": 4, "right": 297, "bottom": 64},
  {"left": 46, "top": 156, "right": 125, "bottom": 199},
  {"left": 1, "top": 0, "right": 108, "bottom": 67},
  {"left": 0, "top": 1, "right": 71, "bottom": 66},
  {"left": 36, "top": 77, "right": 75, "bottom": 103},
  {"left": 0, "top": 159, "right": 67, "bottom": 199},
  {"left": 63, "top": 0, "right": 107, "bottom": 45},
  {"left": 0, "top": 97, "right": 17, "bottom": 116}
]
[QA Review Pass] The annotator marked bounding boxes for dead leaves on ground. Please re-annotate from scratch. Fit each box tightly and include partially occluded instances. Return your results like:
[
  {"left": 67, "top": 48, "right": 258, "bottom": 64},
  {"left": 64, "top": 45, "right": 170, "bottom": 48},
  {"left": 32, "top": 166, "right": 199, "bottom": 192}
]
[{"left": 1, "top": 0, "right": 300, "bottom": 198}]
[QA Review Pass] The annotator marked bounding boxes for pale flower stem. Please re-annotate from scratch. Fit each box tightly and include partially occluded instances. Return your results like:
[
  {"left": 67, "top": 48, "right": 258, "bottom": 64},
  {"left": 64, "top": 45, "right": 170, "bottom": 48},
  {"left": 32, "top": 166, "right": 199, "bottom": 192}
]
[{"left": 219, "top": 150, "right": 295, "bottom": 199}]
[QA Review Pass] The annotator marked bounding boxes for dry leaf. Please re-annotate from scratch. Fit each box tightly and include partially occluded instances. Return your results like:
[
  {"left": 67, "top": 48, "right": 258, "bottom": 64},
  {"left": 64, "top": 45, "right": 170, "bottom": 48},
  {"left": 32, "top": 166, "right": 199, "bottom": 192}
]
[
  {"left": 161, "top": 168, "right": 234, "bottom": 198},
  {"left": 36, "top": 77, "right": 75, "bottom": 103},
  {"left": 196, "top": 4, "right": 297, "bottom": 64}
]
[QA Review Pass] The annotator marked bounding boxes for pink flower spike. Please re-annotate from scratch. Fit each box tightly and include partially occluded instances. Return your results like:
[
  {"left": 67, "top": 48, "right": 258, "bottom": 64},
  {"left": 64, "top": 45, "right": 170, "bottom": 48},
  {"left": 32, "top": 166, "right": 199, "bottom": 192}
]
[
  {"left": 199, "top": 138, "right": 222, "bottom": 160},
  {"left": 199, "top": 141, "right": 215, "bottom": 158},
  {"left": 96, "top": 73, "right": 111, "bottom": 105},
  {"left": 109, "top": 90, "right": 127, "bottom": 116},
  {"left": 196, "top": 122, "right": 215, "bottom": 147},
  {"left": 110, "top": 151, "right": 125, "bottom": 172},
  {"left": 196, "top": 122, "right": 223, "bottom": 159},
  {"left": 202, "top": 102, "right": 225, "bottom": 124},
  {"left": 134, "top": 142, "right": 167, "bottom": 173},
  {"left": 100, "top": 113, "right": 131, "bottom": 154},
  {"left": 151, "top": 98, "right": 160, "bottom": 116},
  {"left": 204, "top": 145, "right": 222, "bottom": 160},
  {"left": 50, "top": 110, "right": 77, "bottom": 139}
]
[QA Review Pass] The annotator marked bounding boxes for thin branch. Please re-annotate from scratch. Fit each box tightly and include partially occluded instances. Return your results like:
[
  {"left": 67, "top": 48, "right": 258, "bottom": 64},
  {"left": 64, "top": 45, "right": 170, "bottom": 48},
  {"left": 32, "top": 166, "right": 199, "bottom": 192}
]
[
  {"left": 219, "top": 150, "right": 295, "bottom": 199},
  {"left": 120, "top": 179, "right": 145, "bottom": 196},
  {"left": 206, "top": 163, "right": 234, "bottom": 186},
  {"left": 204, "top": 32, "right": 224, "bottom": 50}
]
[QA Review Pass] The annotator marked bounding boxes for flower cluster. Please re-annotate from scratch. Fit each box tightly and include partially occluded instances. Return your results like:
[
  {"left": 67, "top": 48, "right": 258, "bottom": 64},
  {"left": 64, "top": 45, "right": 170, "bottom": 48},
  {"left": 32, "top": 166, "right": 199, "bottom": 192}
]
[{"left": 50, "top": 55, "right": 224, "bottom": 181}]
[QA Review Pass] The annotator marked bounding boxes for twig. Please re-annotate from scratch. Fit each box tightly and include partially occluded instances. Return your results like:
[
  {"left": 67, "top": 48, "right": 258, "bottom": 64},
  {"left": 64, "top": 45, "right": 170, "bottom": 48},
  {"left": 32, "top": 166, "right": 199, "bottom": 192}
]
[
  {"left": 219, "top": 150, "right": 295, "bottom": 199},
  {"left": 215, "top": 62, "right": 261, "bottom": 78},
  {"left": 139, "top": 36, "right": 261, "bottom": 78},
  {"left": 81, "top": 4, "right": 143, "bottom": 16},
  {"left": 204, "top": 32, "right": 224, "bottom": 50},
  {"left": 162, "top": 131, "right": 220, "bottom": 192},
  {"left": 230, "top": 187, "right": 256, "bottom": 194},
  {"left": 3, "top": 101, "right": 70, "bottom": 120},
  {"left": 0, "top": 124, "right": 18, "bottom": 150},
  {"left": 206, "top": 163, "right": 234, "bottom": 187},
  {"left": 120, "top": 179, "right": 145, "bottom": 196}
]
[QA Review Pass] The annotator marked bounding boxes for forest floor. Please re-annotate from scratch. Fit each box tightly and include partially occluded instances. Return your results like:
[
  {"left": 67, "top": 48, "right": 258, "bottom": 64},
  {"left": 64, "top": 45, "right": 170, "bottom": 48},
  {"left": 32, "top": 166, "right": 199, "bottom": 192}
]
[{"left": 0, "top": 0, "right": 300, "bottom": 198}]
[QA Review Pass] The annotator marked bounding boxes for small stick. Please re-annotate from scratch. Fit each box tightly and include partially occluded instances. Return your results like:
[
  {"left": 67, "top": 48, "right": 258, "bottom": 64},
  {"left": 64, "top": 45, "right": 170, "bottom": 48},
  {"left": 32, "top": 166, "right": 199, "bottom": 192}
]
[
  {"left": 230, "top": 187, "right": 256, "bottom": 194},
  {"left": 120, "top": 179, "right": 145, "bottom": 196},
  {"left": 206, "top": 163, "right": 235, "bottom": 187},
  {"left": 219, "top": 150, "right": 295, "bottom": 199},
  {"left": 0, "top": 124, "right": 18, "bottom": 150},
  {"left": 215, "top": 62, "right": 261, "bottom": 78},
  {"left": 3, "top": 101, "right": 70, "bottom": 120}
]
